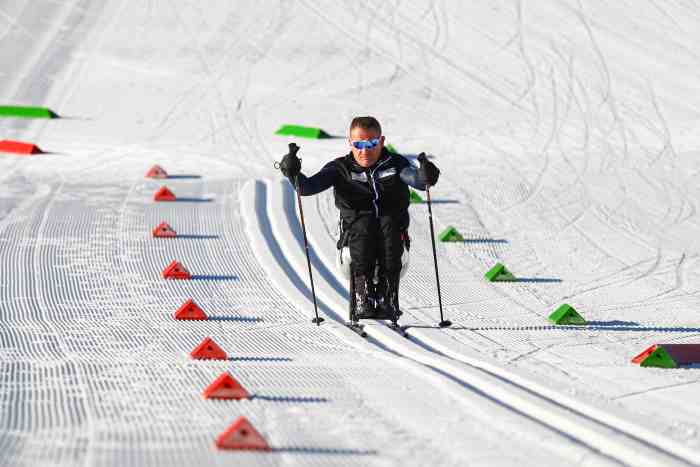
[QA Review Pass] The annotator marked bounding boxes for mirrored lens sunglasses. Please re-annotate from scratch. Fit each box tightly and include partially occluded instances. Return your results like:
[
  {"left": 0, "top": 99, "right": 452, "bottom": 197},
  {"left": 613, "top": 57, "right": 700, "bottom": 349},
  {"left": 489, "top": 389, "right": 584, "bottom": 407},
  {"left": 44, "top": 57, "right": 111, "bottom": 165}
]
[{"left": 351, "top": 138, "right": 381, "bottom": 150}]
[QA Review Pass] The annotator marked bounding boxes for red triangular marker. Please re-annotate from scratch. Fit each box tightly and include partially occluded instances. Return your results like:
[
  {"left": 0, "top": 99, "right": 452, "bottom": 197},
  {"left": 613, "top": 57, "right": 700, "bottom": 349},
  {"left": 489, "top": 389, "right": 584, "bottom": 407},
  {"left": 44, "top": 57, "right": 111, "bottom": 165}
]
[
  {"left": 0, "top": 140, "right": 42, "bottom": 155},
  {"left": 174, "top": 299, "right": 207, "bottom": 320},
  {"left": 190, "top": 337, "right": 227, "bottom": 360},
  {"left": 203, "top": 372, "right": 250, "bottom": 400},
  {"left": 216, "top": 416, "right": 270, "bottom": 450},
  {"left": 162, "top": 260, "right": 191, "bottom": 279},
  {"left": 152, "top": 221, "right": 177, "bottom": 238},
  {"left": 631, "top": 344, "right": 658, "bottom": 364},
  {"left": 146, "top": 164, "right": 168, "bottom": 179},
  {"left": 154, "top": 186, "right": 176, "bottom": 201}
]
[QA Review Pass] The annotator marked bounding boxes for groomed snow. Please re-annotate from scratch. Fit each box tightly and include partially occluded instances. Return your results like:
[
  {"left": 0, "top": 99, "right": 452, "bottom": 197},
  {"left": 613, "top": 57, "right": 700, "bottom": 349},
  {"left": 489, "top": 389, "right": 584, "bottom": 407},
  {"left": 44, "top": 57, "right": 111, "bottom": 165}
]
[{"left": 1, "top": 1, "right": 700, "bottom": 466}]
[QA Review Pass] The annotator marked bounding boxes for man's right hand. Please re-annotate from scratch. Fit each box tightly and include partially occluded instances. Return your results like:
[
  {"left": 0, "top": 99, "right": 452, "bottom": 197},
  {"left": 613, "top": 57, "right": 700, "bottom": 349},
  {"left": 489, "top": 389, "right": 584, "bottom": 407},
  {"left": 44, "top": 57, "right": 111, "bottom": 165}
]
[{"left": 280, "top": 142, "right": 302, "bottom": 178}]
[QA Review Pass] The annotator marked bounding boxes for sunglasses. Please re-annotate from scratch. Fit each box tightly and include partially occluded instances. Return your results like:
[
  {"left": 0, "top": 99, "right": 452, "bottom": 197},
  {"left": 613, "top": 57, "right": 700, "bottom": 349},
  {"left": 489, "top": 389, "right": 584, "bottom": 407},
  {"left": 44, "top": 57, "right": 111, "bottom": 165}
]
[{"left": 351, "top": 138, "right": 381, "bottom": 150}]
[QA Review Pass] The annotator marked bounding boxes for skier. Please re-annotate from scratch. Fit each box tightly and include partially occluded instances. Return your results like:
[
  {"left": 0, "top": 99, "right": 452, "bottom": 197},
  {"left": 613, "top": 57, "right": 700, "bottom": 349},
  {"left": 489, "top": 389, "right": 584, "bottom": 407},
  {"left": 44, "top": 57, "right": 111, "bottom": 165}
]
[{"left": 278, "top": 116, "right": 440, "bottom": 323}]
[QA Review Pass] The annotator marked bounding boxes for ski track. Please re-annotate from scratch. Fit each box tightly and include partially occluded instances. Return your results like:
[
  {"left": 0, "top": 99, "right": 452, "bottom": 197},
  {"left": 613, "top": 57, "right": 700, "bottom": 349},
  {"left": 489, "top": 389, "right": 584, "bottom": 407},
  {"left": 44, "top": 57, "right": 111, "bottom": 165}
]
[
  {"left": 2, "top": 171, "right": 520, "bottom": 466},
  {"left": 260, "top": 178, "right": 697, "bottom": 466}
]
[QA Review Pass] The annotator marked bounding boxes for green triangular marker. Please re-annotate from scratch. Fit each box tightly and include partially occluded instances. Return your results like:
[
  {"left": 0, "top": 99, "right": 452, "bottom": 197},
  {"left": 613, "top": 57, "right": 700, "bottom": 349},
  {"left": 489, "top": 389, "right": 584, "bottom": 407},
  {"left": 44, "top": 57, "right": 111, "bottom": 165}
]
[
  {"left": 639, "top": 346, "right": 678, "bottom": 369},
  {"left": 409, "top": 189, "right": 423, "bottom": 203},
  {"left": 0, "top": 106, "right": 58, "bottom": 119},
  {"left": 439, "top": 226, "right": 464, "bottom": 242},
  {"left": 484, "top": 262, "right": 516, "bottom": 282},
  {"left": 548, "top": 304, "right": 586, "bottom": 325},
  {"left": 275, "top": 124, "right": 331, "bottom": 139},
  {"left": 386, "top": 144, "right": 399, "bottom": 154}
]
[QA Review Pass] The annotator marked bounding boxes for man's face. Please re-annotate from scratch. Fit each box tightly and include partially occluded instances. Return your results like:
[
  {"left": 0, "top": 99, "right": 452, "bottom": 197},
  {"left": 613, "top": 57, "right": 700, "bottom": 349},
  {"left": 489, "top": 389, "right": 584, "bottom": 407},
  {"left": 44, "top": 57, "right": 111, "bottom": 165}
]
[{"left": 349, "top": 127, "right": 384, "bottom": 168}]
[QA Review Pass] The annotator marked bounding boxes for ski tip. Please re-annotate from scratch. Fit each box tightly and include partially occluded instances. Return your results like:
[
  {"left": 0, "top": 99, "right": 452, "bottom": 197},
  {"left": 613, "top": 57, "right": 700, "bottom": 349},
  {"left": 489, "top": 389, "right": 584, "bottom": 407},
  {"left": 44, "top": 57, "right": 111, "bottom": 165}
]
[
  {"left": 345, "top": 322, "right": 368, "bottom": 338},
  {"left": 388, "top": 323, "right": 409, "bottom": 338}
]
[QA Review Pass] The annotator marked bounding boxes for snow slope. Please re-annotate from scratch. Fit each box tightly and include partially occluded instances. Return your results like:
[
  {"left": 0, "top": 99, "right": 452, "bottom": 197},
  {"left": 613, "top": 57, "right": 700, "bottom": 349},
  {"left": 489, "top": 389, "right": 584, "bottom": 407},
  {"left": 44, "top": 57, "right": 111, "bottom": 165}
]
[{"left": 2, "top": 1, "right": 700, "bottom": 466}]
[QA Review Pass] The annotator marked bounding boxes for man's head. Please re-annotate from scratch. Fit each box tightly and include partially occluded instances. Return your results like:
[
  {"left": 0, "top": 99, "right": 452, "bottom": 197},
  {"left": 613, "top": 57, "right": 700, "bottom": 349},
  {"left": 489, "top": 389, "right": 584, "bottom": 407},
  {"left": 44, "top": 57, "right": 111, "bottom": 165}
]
[{"left": 349, "top": 116, "right": 384, "bottom": 168}]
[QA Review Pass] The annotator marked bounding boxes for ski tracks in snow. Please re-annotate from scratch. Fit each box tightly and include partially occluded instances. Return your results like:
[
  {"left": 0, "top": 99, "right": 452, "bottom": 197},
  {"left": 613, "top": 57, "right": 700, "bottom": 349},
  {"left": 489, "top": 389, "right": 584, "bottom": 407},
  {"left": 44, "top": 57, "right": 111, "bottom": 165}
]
[
  {"left": 3, "top": 172, "right": 520, "bottom": 466},
  {"left": 244, "top": 177, "right": 699, "bottom": 467}
]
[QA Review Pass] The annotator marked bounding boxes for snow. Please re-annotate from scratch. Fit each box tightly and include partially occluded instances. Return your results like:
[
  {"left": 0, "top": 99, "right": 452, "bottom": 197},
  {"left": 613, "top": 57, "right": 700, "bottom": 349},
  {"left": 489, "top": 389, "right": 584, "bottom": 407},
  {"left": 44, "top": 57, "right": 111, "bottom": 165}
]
[{"left": 2, "top": 0, "right": 700, "bottom": 466}]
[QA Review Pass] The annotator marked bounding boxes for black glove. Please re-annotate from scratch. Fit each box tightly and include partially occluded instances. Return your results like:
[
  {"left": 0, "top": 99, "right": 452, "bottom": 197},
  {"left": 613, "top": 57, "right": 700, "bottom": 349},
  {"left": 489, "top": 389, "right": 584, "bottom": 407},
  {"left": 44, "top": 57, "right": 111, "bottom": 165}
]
[
  {"left": 417, "top": 153, "right": 439, "bottom": 186},
  {"left": 279, "top": 143, "right": 301, "bottom": 179}
]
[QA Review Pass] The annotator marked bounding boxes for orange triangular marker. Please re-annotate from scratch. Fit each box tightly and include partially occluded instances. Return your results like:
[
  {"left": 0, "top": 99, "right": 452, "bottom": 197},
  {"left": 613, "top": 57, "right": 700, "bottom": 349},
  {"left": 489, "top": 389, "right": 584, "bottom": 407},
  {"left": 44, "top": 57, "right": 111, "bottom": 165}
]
[
  {"left": 162, "top": 260, "right": 191, "bottom": 279},
  {"left": 154, "top": 186, "right": 176, "bottom": 201},
  {"left": 0, "top": 140, "right": 42, "bottom": 155},
  {"left": 146, "top": 164, "right": 169, "bottom": 179},
  {"left": 174, "top": 299, "right": 208, "bottom": 320},
  {"left": 152, "top": 221, "right": 177, "bottom": 238},
  {"left": 216, "top": 416, "right": 270, "bottom": 450},
  {"left": 190, "top": 337, "right": 227, "bottom": 360},
  {"left": 631, "top": 344, "right": 658, "bottom": 364},
  {"left": 203, "top": 372, "right": 250, "bottom": 400}
]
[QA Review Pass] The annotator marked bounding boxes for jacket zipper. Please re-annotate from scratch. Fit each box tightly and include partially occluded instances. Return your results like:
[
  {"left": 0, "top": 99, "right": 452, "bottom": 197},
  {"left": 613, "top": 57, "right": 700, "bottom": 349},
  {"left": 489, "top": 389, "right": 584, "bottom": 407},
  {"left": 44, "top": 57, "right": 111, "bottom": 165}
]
[{"left": 368, "top": 158, "right": 390, "bottom": 218}]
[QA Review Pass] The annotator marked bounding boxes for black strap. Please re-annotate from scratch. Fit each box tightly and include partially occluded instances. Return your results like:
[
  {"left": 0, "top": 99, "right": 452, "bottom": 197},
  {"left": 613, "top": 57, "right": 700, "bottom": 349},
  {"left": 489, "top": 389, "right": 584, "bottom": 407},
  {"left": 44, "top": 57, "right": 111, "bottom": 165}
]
[
  {"left": 337, "top": 215, "right": 360, "bottom": 250},
  {"left": 401, "top": 229, "right": 411, "bottom": 252}
]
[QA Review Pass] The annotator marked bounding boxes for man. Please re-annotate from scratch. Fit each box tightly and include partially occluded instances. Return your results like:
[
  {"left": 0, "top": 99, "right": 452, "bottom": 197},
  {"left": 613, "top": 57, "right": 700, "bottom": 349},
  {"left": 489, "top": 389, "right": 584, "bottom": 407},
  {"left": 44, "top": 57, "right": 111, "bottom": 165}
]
[{"left": 279, "top": 116, "right": 440, "bottom": 322}]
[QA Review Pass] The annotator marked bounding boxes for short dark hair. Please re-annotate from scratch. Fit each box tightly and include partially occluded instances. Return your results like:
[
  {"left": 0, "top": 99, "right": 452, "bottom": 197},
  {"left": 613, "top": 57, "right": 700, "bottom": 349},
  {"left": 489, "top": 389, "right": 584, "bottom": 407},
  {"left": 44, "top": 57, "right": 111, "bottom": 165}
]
[{"left": 350, "top": 116, "right": 382, "bottom": 135}]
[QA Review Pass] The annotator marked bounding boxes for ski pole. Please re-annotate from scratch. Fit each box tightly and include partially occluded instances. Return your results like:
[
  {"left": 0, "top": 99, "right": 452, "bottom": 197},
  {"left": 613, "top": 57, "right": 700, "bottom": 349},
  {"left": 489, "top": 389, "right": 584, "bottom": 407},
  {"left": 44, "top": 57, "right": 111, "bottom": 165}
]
[
  {"left": 274, "top": 149, "right": 324, "bottom": 326},
  {"left": 425, "top": 186, "right": 451, "bottom": 328},
  {"left": 294, "top": 175, "right": 324, "bottom": 325}
]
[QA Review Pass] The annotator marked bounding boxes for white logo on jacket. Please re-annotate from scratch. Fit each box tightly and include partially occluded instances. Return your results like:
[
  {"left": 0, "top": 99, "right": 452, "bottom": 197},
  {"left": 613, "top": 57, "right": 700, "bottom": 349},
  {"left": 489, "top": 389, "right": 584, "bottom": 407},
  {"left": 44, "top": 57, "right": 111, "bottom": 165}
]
[
  {"left": 377, "top": 168, "right": 396, "bottom": 179},
  {"left": 351, "top": 172, "right": 368, "bottom": 182}
]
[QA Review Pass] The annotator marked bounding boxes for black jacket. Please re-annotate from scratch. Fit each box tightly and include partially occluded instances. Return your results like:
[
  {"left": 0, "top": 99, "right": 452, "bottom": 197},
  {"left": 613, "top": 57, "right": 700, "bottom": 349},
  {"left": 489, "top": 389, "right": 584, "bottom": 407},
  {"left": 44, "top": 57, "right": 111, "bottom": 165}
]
[{"left": 290, "top": 148, "right": 427, "bottom": 219}]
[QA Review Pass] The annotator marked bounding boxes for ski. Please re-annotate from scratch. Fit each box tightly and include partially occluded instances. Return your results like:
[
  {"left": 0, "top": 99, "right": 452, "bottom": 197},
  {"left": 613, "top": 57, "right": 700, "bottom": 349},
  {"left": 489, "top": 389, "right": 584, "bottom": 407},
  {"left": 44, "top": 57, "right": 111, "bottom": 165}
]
[
  {"left": 387, "top": 322, "right": 408, "bottom": 338},
  {"left": 346, "top": 322, "right": 367, "bottom": 338}
]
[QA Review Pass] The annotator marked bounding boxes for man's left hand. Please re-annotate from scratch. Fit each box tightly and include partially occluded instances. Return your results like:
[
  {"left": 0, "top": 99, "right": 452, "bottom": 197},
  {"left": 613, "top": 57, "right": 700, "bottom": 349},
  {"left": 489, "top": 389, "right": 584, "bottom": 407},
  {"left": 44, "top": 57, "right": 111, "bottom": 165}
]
[{"left": 417, "top": 153, "right": 440, "bottom": 186}]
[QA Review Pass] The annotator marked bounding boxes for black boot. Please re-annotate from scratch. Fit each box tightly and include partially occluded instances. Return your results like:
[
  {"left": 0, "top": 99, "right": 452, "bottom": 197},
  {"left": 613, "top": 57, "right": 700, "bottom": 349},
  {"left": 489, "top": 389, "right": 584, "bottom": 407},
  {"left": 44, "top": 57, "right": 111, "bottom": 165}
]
[
  {"left": 377, "top": 272, "right": 402, "bottom": 321},
  {"left": 353, "top": 274, "right": 377, "bottom": 320}
]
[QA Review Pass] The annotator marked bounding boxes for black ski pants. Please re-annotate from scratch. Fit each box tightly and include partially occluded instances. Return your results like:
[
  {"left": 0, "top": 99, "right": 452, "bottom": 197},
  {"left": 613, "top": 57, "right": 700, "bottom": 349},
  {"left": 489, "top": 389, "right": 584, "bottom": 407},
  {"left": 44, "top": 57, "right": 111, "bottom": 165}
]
[{"left": 342, "top": 212, "right": 408, "bottom": 279}]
